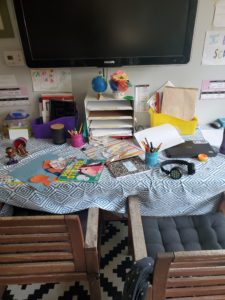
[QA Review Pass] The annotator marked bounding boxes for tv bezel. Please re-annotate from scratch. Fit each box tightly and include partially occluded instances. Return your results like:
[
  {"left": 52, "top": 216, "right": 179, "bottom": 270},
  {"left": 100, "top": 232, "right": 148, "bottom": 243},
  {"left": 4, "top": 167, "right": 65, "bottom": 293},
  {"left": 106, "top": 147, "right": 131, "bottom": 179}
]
[{"left": 13, "top": 0, "right": 198, "bottom": 68}]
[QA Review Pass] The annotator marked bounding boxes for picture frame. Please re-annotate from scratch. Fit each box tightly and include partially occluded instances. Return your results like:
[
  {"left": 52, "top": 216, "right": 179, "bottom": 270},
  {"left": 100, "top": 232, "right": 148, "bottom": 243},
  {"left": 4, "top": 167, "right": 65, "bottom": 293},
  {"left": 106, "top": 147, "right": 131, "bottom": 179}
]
[{"left": 0, "top": 0, "right": 14, "bottom": 38}]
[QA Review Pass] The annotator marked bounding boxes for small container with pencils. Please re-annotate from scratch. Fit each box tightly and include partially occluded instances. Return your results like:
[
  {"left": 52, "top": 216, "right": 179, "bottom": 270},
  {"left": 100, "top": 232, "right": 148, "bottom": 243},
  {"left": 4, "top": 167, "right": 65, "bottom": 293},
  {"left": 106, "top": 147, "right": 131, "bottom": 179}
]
[
  {"left": 68, "top": 124, "right": 85, "bottom": 148},
  {"left": 142, "top": 139, "right": 161, "bottom": 167}
]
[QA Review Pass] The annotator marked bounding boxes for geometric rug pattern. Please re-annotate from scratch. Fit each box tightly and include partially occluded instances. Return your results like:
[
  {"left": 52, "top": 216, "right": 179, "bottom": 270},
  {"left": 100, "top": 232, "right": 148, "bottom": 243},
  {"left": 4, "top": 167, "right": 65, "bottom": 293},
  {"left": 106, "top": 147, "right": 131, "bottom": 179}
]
[{"left": 3, "top": 221, "right": 133, "bottom": 300}]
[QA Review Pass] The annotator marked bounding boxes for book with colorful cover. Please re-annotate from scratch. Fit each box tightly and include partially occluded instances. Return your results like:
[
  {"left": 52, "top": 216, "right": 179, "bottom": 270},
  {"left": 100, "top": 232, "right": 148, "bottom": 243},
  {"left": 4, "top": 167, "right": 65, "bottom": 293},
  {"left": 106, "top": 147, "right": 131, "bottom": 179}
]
[{"left": 57, "top": 159, "right": 105, "bottom": 182}]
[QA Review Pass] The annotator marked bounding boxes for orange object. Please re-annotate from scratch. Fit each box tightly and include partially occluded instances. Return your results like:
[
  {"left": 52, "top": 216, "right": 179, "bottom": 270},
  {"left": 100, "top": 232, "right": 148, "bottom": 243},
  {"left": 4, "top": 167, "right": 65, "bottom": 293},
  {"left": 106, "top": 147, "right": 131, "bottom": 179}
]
[
  {"left": 198, "top": 153, "right": 208, "bottom": 162},
  {"left": 29, "top": 174, "right": 52, "bottom": 186}
]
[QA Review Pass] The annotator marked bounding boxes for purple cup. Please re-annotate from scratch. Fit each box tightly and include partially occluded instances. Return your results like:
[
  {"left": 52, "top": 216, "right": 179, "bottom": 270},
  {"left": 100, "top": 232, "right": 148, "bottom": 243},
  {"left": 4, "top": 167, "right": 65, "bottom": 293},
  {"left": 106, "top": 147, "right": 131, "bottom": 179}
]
[{"left": 71, "top": 134, "right": 85, "bottom": 148}]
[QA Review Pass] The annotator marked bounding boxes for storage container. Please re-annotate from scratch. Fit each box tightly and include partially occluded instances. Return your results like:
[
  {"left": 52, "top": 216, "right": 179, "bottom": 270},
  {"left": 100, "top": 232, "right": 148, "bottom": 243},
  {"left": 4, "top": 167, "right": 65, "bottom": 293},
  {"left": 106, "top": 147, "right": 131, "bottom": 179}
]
[
  {"left": 2, "top": 114, "right": 30, "bottom": 139},
  {"left": 149, "top": 108, "right": 198, "bottom": 135},
  {"left": 31, "top": 115, "right": 78, "bottom": 139}
]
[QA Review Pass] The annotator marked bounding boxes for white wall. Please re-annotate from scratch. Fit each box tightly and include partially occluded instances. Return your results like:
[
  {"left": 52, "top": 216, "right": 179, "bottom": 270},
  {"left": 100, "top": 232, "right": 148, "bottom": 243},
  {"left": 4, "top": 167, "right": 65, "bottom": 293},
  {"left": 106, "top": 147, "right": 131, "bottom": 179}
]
[{"left": 0, "top": 0, "right": 225, "bottom": 127}]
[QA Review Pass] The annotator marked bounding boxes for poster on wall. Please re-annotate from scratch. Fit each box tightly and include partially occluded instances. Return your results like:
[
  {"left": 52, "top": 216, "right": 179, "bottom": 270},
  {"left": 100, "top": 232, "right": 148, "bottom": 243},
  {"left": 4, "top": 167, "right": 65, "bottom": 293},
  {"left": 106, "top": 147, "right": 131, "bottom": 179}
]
[
  {"left": 31, "top": 69, "right": 72, "bottom": 92},
  {"left": 202, "top": 31, "right": 225, "bottom": 65}
]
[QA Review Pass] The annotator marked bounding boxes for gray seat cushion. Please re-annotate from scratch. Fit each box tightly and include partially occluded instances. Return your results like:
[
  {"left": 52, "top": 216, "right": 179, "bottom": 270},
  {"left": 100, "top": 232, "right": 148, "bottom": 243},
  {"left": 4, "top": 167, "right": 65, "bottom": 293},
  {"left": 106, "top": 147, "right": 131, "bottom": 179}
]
[{"left": 142, "top": 213, "right": 225, "bottom": 259}]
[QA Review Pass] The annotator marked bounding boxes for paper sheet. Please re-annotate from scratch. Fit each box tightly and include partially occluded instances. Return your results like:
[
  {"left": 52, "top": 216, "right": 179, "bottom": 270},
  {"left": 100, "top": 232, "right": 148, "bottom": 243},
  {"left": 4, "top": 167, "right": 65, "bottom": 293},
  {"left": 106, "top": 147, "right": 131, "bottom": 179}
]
[
  {"left": 134, "top": 124, "right": 184, "bottom": 151},
  {"left": 31, "top": 69, "right": 72, "bottom": 92},
  {"left": 10, "top": 153, "right": 58, "bottom": 191},
  {"left": 201, "top": 129, "right": 223, "bottom": 147},
  {"left": 134, "top": 84, "right": 151, "bottom": 112},
  {"left": 0, "top": 74, "right": 18, "bottom": 88},
  {"left": 214, "top": 0, "right": 225, "bottom": 27},
  {"left": 202, "top": 31, "right": 225, "bottom": 65}
]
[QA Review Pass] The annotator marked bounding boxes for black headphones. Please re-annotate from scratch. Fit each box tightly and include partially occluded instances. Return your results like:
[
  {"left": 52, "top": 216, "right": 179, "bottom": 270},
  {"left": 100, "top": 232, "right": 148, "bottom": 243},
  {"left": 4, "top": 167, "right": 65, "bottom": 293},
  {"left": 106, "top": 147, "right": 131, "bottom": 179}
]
[{"left": 160, "top": 160, "right": 195, "bottom": 179}]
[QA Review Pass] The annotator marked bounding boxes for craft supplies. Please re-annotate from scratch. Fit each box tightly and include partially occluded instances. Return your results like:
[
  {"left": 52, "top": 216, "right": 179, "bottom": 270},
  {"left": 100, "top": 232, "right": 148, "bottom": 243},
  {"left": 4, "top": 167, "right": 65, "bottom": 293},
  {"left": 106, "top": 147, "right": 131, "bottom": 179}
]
[
  {"left": 67, "top": 124, "right": 85, "bottom": 148},
  {"left": 141, "top": 140, "right": 162, "bottom": 153},
  {"left": 145, "top": 151, "right": 159, "bottom": 167}
]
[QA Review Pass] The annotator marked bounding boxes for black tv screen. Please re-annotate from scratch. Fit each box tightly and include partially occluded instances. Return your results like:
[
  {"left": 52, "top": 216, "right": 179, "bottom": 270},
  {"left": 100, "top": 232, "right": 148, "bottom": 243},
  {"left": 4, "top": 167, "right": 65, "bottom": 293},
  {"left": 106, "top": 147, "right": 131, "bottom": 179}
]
[{"left": 13, "top": 0, "right": 198, "bottom": 68}]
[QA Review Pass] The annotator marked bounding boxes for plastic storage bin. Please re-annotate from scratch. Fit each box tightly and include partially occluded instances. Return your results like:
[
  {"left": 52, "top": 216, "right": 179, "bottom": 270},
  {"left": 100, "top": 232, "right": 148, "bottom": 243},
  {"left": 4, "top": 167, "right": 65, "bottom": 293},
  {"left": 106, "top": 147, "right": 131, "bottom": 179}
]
[
  {"left": 149, "top": 108, "right": 198, "bottom": 135},
  {"left": 3, "top": 113, "right": 30, "bottom": 139},
  {"left": 32, "top": 115, "right": 78, "bottom": 139}
]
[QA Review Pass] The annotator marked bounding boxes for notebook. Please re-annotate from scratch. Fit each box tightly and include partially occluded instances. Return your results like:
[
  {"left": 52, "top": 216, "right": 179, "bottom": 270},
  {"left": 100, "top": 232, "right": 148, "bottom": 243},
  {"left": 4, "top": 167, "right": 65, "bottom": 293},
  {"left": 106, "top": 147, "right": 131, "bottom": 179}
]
[
  {"left": 107, "top": 156, "right": 148, "bottom": 178},
  {"left": 165, "top": 140, "right": 217, "bottom": 158}
]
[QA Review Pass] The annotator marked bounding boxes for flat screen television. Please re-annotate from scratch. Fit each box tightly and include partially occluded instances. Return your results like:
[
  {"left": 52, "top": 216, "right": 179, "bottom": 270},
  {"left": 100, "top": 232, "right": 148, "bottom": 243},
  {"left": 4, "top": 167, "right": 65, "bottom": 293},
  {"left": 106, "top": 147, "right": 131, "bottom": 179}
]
[{"left": 13, "top": 0, "right": 198, "bottom": 68}]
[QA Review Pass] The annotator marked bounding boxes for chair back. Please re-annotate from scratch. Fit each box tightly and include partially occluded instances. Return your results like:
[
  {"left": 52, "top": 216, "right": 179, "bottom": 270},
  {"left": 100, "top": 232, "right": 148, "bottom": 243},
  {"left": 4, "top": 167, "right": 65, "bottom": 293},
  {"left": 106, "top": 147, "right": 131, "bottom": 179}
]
[
  {"left": 151, "top": 249, "right": 225, "bottom": 300},
  {"left": 0, "top": 215, "right": 86, "bottom": 285}
]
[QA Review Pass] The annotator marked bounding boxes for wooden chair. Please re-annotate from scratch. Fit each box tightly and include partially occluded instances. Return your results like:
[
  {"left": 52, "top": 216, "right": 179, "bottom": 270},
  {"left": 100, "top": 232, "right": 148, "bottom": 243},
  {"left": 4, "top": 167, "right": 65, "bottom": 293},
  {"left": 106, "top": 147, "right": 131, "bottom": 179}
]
[
  {"left": 127, "top": 195, "right": 225, "bottom": 300},
  {"left": 0, "top": 208, "right": 101, "bottom": 300}
]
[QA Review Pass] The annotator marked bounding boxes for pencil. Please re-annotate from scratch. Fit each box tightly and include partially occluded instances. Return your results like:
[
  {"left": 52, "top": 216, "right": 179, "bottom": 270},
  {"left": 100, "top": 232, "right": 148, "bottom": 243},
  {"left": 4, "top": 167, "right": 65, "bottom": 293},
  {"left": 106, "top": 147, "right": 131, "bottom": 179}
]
[{"left": 79, "top": 123, "right": 83, "bottom": 134}]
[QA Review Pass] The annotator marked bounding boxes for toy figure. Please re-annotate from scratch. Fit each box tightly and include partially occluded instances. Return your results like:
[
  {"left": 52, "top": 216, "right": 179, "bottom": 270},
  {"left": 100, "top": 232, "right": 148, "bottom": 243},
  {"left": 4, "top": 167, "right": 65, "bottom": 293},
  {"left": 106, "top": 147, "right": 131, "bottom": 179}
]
[
  {"left": 5, "top": 147, "right": 18, "bottom": 165},
  {"left": 13, "top": 138, "right": 28, "bottom": 157}
]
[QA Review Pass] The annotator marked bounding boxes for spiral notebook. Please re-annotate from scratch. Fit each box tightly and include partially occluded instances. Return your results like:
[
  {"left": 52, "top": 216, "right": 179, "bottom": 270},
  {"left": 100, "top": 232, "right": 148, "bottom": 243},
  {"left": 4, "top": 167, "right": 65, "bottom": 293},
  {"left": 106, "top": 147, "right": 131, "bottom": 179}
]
[{"left": 107, "top": 156, "right": 148, "bottom": 178}]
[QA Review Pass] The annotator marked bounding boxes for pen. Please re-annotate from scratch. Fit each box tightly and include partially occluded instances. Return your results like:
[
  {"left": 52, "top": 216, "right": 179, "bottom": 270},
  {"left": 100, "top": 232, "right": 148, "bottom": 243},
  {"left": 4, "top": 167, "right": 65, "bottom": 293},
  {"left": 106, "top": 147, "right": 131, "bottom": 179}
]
[{"left": 154, "top": 143, "right": 162, "bottom": 152}]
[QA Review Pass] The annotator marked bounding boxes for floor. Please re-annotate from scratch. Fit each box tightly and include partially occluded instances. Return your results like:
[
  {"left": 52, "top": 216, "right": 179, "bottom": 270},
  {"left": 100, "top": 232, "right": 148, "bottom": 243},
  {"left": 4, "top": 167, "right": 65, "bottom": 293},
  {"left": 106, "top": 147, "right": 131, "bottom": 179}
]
[{"left": 3, "top": 220, "right": 133, "bottom": 300}]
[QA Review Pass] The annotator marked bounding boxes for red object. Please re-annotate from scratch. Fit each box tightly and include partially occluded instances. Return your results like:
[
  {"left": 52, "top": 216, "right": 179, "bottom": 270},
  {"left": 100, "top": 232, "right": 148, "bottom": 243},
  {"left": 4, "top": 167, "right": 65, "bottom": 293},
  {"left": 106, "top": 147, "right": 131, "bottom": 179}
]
[
  {"left": 13, "top": 137, "right": 27, "bottom": 149},
  {"left": 155, "top": 92, "right": 161, "bottom": 113}
]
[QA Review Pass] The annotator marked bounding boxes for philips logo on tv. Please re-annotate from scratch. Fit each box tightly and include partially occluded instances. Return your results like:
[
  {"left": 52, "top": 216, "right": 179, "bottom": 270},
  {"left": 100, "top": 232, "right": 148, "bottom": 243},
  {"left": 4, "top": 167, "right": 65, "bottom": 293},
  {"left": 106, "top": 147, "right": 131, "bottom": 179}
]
[{"left": 104, "top": 61, "right": 115, "bottom": 64}]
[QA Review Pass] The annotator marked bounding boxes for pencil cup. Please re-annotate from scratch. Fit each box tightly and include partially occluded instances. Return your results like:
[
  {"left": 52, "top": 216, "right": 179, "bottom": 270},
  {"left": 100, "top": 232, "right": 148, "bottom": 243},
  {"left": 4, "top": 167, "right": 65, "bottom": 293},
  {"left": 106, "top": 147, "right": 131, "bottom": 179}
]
[
  {"left": 71, "top": 133, "right": 85, "bottom": 148},
  {"left": 145, "top": 151, "right": 159, "bottom": 167}
]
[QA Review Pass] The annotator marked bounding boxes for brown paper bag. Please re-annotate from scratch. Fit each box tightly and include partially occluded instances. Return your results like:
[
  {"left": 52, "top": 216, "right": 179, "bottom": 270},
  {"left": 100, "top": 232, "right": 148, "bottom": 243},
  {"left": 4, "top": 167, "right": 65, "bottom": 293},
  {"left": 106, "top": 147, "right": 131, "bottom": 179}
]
[{"left": 161, "top": 86, "right": 198, "bottom": 121}]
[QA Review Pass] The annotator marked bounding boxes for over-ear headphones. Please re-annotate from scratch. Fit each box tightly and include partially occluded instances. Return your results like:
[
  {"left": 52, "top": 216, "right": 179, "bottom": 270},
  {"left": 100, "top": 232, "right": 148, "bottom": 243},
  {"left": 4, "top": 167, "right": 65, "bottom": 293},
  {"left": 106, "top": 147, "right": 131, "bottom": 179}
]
[{"left": 160, "top": 160, "right": 195, "bottom": 179}]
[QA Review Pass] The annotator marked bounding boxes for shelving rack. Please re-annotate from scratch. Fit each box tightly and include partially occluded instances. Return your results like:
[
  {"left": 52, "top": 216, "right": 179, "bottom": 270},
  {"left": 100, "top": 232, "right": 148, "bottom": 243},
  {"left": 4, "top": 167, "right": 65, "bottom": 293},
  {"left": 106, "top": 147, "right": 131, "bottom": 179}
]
[{"left": 84, "top": 90, "right": 135, "bottom": 138}]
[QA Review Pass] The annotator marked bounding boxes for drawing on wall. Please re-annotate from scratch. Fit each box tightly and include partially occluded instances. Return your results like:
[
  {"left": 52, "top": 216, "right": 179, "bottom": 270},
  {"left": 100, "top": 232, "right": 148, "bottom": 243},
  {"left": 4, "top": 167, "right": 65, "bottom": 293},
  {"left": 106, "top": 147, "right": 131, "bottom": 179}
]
[
  {"left": 0, "top": 0, "right": 14, "bottom": 38},
  {"left": 31, "top": 69, "right": 72, "bottom": 92},
  {"left": 202, "top": 31, "right": 225, "bottom": 65}
]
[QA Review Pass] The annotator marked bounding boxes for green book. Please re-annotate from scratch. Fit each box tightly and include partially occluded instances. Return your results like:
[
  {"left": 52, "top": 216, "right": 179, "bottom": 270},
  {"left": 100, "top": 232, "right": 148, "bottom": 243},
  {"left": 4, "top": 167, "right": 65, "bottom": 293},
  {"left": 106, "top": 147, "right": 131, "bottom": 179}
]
[{"left": 58, "top": 159, "right": 104, "bottom": 183}]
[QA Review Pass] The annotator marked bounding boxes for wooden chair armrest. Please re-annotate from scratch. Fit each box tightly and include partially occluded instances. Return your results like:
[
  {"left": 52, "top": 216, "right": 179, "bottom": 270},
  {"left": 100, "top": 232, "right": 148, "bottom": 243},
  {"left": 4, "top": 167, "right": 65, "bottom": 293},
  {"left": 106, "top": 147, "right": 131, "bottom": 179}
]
[
  {"left": 217, "top": 192, "right": 225, "bottom": 215},
  {"left": 85, "top": 207, "right": 99, "bottom": 249},
  {"left": 128, "top": 195, "right": 147, "bottom": 261}
]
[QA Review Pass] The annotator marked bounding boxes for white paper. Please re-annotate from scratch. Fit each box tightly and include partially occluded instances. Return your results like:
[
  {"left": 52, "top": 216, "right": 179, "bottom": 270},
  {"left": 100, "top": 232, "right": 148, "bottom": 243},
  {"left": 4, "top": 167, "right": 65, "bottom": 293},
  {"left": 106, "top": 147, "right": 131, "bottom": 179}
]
[
  {"left": 0, "top": 75, "right": 18, "bottom": 88},
  {"left": 91, "top": 128, "right": 132, "bottom": 137},
  {"left": 214, "top": 0, "right": 225, "bottom": 27},
  {"left": 31, "top": 69, "right": 72, "bottom": 92},
  {"left": 201, "top": 129, "right": 223, "bottom": 147},
  {"left": 135, "top": 85, "right": 150, "bottom": 112},
  {"left": 134, "top": 124, "right": 184, "bottom": 151},
  {"left": 202, "top": 31, "right": 225, "bottom": 65},
  {"left": 9, "top": 128, "right": 29, "bottom": 140}
]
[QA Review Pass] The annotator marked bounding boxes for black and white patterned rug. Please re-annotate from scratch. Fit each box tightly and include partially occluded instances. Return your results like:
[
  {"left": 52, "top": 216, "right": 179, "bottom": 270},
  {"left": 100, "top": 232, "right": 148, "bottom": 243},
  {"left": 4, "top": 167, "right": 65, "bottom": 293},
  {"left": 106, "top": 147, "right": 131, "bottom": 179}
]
[{"left": 3, "top": 221, "right": 132, "bottom": 300}]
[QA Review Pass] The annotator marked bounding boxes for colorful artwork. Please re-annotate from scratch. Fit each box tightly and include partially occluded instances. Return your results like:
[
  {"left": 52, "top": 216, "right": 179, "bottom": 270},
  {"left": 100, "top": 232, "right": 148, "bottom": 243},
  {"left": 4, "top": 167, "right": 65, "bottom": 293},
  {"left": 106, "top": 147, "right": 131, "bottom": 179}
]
[
  {"left": 202, "top": 31, "right": 225, "bottom": 65},
  {"left": 10, "top": 153, "right": 58, "bottom": 191},
  {"left": 58, "top": 159, "right": 104, "bottom": 183},
  {"left": 31, "top": 68, "right": 72, "bottom": 92}
]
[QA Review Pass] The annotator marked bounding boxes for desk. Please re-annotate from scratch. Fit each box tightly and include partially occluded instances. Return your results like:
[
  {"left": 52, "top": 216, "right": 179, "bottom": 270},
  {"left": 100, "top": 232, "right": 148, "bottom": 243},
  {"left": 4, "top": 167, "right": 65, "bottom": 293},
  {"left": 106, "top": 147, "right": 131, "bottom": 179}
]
[{"left": 0, "top": 137, "right": 225, "bottom": 216}]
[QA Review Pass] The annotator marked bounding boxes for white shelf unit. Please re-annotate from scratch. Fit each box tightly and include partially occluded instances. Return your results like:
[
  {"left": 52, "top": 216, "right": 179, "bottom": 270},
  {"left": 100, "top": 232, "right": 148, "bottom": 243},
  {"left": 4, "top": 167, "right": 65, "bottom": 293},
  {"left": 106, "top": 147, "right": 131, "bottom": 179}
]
[{"left": 85, "top": 92, "right": 135, "bottom": 138}]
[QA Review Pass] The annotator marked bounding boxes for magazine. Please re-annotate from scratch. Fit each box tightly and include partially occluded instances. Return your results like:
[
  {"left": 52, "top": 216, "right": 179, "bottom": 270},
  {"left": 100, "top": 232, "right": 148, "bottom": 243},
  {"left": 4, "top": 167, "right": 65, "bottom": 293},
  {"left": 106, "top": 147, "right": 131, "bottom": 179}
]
[
  {"left": 57, "top": 159, "right": 104, "bottom": 182},
  {"left": 107, "top": 156, "right": 148, "bottom": 178}
]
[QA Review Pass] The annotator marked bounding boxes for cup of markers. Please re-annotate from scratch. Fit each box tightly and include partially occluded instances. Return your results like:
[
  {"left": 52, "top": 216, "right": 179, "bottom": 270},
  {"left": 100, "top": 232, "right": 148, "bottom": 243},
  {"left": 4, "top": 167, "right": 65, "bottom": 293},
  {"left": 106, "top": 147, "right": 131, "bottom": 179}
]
[
  {"left": 68, "top": 124, "right": 85, "bottom": 148},
  {"left": 142, "top": 139, "right": 162, "bottom": 167}
]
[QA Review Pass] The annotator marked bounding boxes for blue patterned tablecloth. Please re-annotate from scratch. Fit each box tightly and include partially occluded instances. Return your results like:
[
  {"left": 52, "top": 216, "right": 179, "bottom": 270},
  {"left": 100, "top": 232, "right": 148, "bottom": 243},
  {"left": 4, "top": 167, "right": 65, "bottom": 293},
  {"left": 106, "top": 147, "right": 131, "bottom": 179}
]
[{"left": 0, "top": 135, "right": 225, "bottom": 216}]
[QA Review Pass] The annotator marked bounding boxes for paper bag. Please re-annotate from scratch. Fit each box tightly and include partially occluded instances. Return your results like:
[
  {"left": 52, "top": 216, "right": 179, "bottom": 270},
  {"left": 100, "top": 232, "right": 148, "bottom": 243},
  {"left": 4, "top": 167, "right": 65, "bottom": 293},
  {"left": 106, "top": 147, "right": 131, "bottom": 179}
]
[{"left": 161, "top": 87, "right": 198, "bottom": 121}]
